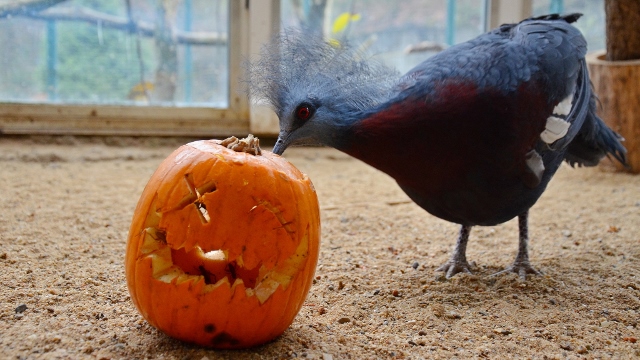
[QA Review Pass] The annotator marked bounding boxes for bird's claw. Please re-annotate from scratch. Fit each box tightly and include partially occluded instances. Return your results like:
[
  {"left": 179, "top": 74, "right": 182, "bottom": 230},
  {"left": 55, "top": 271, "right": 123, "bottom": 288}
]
[
  {"left": 436, "top": 259, "right": 473, "bottom": 279},
  {"left": 491, "top": 260, "right": 543, "bottom": 281}
]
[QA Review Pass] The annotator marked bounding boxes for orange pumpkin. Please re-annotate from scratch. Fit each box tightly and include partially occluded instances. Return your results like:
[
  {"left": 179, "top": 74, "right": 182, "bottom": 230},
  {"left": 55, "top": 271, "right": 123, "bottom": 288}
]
[{"left": 125, "top": 136, "right": 320, "bottom": 348}]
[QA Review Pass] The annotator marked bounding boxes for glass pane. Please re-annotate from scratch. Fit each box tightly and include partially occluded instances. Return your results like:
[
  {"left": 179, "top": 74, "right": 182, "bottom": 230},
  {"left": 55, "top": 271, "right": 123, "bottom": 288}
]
[
  {"left": 532, "top": 0, "right": 605, "bottom": 51},
  {"left": 0, "top": 0, "right": 229, "bottom": 107},
  {"left": 280, "top": 0, "right": 486, "bottom": 74}
]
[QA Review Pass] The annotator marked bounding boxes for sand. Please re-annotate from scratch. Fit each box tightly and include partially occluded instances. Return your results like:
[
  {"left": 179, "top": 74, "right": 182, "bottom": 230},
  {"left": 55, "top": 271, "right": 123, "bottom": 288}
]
[{"left": 0, "top": 136, "right": 638, "bottom": 359}]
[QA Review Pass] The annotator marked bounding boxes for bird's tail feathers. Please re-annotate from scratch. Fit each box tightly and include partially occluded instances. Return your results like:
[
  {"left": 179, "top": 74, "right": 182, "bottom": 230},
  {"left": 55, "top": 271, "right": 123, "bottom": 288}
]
[
  {"left": 564, "top": 89, "right": 628, "bottom": 168},
  {"left": 564, "top": 121, "right": 626, "bottom": 167}
]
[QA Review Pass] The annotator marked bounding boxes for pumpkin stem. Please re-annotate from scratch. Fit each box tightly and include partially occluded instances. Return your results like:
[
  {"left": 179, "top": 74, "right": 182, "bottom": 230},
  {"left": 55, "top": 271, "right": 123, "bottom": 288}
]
[{"left": 218, "top": 134, "right": 262, "bottom": 156}]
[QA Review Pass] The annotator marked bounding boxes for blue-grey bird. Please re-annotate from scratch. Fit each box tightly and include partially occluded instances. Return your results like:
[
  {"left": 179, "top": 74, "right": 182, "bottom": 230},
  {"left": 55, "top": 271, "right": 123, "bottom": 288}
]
[{"left": 248, "top": 14, "right": 627, "bottom": 280}]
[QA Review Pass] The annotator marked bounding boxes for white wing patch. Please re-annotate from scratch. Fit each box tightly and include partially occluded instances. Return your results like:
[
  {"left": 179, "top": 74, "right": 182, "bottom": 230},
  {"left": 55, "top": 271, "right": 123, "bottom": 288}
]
[
  {"left": 523, "top": 149, "right": 545, "bottom": 188},
  {"left": 540, "top": 94, "right": 573, "bottom": 144},
  {"left": 541, "top": 116, "right": 570, "bottom": 144},
  {"left": 552, "top": 95, "right": 573, "bottom": 116}
]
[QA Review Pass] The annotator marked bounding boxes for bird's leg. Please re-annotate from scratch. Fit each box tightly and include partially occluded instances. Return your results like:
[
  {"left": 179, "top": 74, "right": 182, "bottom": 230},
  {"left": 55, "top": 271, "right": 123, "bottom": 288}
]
[
  {"left": 493, "top": 210, "right": 543, "bottom": 280},
  {"left": 436, "top": 225, "right": 473, "bottom": 278}
]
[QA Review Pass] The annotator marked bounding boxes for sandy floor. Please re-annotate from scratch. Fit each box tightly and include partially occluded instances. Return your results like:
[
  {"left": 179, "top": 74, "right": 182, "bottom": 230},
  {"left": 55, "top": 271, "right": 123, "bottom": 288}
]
[{"left": 0, "top": 136, "right": 639, "bottom": 359}]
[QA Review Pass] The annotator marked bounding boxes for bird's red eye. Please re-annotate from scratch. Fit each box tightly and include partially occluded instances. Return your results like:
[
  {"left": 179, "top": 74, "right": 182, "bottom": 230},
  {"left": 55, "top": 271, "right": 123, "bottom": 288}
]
[
  {"left": 295, "top": 104, "right": 315, "bottom": 120},
  {"left": 296, "top": 106, "right": 311, "bottom": 120}
]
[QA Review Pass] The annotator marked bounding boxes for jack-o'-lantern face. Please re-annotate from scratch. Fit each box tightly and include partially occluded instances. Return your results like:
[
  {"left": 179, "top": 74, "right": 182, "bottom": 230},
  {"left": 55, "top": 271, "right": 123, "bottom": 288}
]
[{"left": 125, "top": 136, "right": 320, "bottom": 348}]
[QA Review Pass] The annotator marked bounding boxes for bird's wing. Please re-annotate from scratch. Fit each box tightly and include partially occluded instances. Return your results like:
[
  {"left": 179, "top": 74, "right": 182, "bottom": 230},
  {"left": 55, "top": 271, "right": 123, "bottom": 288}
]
[
  {"left": 395, "top": 14, "right": 589, "bottom": 150},
  {"left": 513, "top": 15, "right": 626, "bottom": 166}
]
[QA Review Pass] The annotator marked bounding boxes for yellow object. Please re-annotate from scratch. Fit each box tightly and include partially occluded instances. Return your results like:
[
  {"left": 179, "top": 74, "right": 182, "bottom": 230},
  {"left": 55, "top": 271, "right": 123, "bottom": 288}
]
[
  {"left": 128, "top": 82, "right": 155, "bottom": 101},
  {"left": 331, "top": 12, "right": 361, "bottom": 35}
]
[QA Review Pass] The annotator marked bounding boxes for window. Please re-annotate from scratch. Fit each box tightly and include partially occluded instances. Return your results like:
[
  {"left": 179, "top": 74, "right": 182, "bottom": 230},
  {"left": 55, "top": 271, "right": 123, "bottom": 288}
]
[
  {"left": 0, "top": 0, "right": 249, "bottom": 136},
  {"left": 1, "top": 0, "right": 229, "bottom": 106}
]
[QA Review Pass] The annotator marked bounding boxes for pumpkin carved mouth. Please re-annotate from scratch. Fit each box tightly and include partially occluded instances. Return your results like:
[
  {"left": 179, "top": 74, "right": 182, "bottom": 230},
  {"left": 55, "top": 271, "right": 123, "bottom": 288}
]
[{"left": 137, "top": 174, "right": 311, "bottom": 304}]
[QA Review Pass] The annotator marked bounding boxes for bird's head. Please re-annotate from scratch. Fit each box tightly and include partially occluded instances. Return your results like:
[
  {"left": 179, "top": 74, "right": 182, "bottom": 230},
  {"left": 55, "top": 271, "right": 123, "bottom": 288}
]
[{"left": 247, "top": 28, "right": 399, "bottom": 155}]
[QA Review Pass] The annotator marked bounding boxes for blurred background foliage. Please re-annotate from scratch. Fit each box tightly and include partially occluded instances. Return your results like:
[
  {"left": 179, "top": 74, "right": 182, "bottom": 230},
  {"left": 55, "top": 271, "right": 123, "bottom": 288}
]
[{"left": 0, "top": 0, "right": 228, "bottom": 106}]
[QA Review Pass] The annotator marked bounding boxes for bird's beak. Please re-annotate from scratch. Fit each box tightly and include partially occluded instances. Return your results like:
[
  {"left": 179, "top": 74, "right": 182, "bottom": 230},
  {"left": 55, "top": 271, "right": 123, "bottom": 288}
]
[{"left": 271, "top": 132, "right": 288, "bottom": 156}]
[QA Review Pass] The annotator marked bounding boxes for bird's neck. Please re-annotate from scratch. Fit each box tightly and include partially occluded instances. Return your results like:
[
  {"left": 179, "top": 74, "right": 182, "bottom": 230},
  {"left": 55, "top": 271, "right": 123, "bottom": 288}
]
[
  {"left": 331, "top": 98, "right": 424, "bottom": 174},
  {"left": 331, "top": 85, "right": 488, "bottom": 184},
  {"left": 316, "top": 105, "right": 383, "bottom": 151}
]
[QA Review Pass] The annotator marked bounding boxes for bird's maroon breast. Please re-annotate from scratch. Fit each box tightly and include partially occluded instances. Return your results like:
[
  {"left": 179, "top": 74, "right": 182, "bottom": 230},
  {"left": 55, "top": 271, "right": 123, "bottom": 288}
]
[{"left": 342, "top": 81, "right": 554, "bottom": 225}]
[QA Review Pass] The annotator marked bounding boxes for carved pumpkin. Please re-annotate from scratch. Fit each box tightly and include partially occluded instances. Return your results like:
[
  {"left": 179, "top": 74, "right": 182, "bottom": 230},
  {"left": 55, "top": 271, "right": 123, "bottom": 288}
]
[{"left": 125, "top": 136, "right": 320, "bottom": 348}]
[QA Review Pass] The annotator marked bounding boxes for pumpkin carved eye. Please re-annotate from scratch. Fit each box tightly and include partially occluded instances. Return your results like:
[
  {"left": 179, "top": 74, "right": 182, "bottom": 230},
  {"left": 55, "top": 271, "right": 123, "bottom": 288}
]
[
  {"left": 294, "top": 103, "right": 315, "bottom": 121},
  {"left": 125, "top": 135, "right": 320, "bottom": 349}
]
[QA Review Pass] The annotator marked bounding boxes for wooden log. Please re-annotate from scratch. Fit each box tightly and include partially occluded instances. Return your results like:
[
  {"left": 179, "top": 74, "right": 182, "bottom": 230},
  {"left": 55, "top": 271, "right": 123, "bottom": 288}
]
[{"left": 587, "top": 51, "right": 640, "bottom": 173}]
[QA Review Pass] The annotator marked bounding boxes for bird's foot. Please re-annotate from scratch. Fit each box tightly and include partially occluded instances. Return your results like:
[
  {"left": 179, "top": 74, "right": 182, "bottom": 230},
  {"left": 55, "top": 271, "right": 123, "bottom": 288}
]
[
  {"left": 491, "top": 260, "right": 542, "bottom": 281},
  {"left": 436, "top": 259, "right": 474, "bottom": 279}
]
